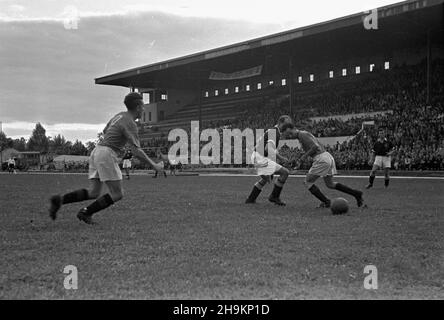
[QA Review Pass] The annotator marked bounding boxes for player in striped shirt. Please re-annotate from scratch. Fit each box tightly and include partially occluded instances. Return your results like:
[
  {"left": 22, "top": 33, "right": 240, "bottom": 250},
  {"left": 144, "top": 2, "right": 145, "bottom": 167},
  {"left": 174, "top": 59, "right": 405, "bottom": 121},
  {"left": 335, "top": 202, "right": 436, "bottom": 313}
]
[
  {"left": 282, "top": 123, "right": 364, "bottom": 208},
  {"left": 49, "top": 93, "right": 164, "bottom": 224}
]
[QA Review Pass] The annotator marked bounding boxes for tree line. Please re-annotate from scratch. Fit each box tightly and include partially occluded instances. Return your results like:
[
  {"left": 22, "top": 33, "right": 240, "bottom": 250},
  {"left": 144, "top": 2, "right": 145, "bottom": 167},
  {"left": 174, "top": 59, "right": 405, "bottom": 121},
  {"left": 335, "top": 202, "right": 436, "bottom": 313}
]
[{"left": 0, "top": 123, "right": 98, "bottom": 156}]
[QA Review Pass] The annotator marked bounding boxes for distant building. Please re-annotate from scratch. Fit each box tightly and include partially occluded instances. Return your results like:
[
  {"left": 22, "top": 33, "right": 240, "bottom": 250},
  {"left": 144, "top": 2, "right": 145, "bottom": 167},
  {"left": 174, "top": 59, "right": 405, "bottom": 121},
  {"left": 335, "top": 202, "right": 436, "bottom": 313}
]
[
  {"left": 0, "top": 148, "right": 19, "bottom": 163},
  {"left": 18, "top": 152, "right": 41, "bottom": 168},
  {"left": 0, "top": 148, "right": 40, "bottom": 169}
]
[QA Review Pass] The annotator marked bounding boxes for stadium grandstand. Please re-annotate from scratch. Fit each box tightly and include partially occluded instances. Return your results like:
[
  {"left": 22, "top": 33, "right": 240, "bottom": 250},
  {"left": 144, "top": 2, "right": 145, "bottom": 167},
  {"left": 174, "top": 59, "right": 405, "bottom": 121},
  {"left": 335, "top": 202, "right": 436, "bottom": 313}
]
[{"left": 95, "top": 0, "right": 444, "bottom": 171}]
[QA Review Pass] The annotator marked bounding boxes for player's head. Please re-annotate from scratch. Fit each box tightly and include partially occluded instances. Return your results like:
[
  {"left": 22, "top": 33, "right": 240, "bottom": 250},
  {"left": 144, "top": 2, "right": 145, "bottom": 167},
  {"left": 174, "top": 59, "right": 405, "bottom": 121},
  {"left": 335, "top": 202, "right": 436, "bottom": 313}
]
[
  {"left": 280, "top": 122, "right": 297, "bottom": 138},
  {"left": 277, "top": 115, "right": 292, "bottom": 130},
  {"left": 124, "top": 92, "right": 144, "bottom": 119},
  {"left": 378, "top": 128, "right": 386, "bottom": 139}
]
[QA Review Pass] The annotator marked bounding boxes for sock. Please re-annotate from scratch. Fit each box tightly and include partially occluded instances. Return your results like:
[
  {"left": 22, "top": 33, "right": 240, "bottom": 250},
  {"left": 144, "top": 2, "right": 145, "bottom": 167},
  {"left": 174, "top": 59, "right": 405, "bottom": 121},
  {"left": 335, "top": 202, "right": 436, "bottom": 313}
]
[
  {"left": 270, "top": 185, "right": 283, "bottom": 199},
  {"left": 247, "top": 179, "right": 267, "bottom": 201},
  {"left": 84, "top": 194, "right": 114, "bottom": 216},
  {"left": 385, "top": 178, "right": 390, "bottom": 187},
  {"left": 335, "top": 183, "right": 361, "bottom": 198},
  {"left": 270, "top": 177, "right": 286, "bottom": 199},
  {"left": 62, "top": 189, "right": 89, "bottom": 204},
  {"left": 309, "top": 185, "right": 330, "bottom": 204},
  {"left": 369, "top": 175, "right": 375, "bottom": 185},
  {"left": 247, "top": 186, "right": 262, "bottom": 201}
]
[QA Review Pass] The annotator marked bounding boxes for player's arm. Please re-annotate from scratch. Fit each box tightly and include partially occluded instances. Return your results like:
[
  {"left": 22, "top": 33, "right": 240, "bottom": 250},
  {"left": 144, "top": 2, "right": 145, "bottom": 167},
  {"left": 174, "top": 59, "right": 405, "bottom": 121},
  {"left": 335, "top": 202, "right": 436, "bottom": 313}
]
[
  {"left": 299, "top": 144, "right": 320, "bottom": 162},
  {"left": 124, "top": 123, "right": 162, "bottom": 171},
  {"left": 290, "top": 144, "right": 320, "bottom": 170},
  {"left": 387, "top": 143, "right": 396, "bottom": 157},
  {"left": 130, "top": 146, "right": 162, "bottom": 170},
  {"left": 102, "top": 121, "right": 111, "bottom": 135},
  {"left": 368, "top": 149, "right": 375, "bottom": 166}
]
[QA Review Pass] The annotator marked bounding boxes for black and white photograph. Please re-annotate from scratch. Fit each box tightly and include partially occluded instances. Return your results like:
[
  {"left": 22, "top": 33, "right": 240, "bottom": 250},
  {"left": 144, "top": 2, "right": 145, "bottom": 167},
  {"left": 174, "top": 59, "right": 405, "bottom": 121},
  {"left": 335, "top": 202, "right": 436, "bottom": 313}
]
[{"left": 0, "top": 0, "right": 443, "bottom": 305}]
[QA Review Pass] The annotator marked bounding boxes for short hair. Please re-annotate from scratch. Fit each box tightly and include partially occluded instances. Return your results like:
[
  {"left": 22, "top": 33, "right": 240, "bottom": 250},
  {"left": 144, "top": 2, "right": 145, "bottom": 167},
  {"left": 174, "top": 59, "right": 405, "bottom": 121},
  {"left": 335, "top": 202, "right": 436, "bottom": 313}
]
[
  {"left": 124, "top": 92, "right": 143, "bottom": 110},
  {"left": 281, "top": 122, "right": 295, "bottom": 132},
  {"left": 278, "top": 115, "right": 292, "bottom": 124}
]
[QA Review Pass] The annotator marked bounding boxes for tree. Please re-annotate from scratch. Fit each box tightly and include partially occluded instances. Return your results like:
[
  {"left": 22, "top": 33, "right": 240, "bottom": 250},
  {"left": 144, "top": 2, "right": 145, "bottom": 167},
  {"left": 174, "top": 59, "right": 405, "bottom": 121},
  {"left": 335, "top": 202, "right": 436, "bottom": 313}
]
[
  {"left": 71, "top": 140, "right": 87, "bottom": 155},
  {"left": 49, "top": 134, "right": 68, "bottom": 155},
  {"left": 96, "top": 131, "right": 104, "bottom": 144},
  {"left": 12, "top": 137, "right": 27, "bottom": 151},
  {"left": 27, "top": 123, "right": 49, "bottom": 153},
  {"left": 85, "top": 141, "right": 96, "bottom": 155},
  {"left": 0, "top": 131, "right": 13, "bottom": 151},
  {"left": 64, "top": 141, "right": 73, "bottom": 155}
]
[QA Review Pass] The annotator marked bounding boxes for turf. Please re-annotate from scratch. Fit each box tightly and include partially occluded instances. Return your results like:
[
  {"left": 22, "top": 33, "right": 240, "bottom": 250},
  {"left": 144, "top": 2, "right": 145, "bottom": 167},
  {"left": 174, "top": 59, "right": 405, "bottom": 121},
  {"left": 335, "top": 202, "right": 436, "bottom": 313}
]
[{"left": 0, "top": 173, "right": 443, "bottom": 299}]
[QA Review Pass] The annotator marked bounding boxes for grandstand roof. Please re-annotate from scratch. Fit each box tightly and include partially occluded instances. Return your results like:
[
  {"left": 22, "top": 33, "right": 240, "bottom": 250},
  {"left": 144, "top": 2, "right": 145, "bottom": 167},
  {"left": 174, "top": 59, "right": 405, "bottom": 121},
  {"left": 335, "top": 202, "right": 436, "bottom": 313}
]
[{"left": 95, "top": 0, "right": 444, "bottom": 89}]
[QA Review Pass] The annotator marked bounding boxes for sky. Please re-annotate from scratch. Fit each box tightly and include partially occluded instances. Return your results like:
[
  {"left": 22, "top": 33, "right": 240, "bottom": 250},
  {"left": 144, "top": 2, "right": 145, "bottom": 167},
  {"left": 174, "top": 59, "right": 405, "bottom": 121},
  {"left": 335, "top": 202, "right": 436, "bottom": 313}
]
[{"left": 0, "top": 0, "right": 401, "bottom": 142}]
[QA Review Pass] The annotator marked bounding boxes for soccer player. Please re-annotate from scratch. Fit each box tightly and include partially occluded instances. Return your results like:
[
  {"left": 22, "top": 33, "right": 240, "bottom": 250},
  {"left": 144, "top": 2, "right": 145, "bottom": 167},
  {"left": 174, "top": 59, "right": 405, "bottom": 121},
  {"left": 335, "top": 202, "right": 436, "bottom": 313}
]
[
  {"left": 153, "top": 150, "right": 167, "bottom": 178},
  {"left": 122, "top": 148, "right": 133, "bottom": 180},
  {"left": 366, "top": 128, "right": 395, "bottom": 189},
  {"left": 153, "top": 168, "right": 167, "bottom": 178},
  {"left": 7, "top": 157, "right": 16, "bottom": 174},
  {"left": 169, "top": 159, "right": 177, "bottom": 176},
  {"left": 282, "top": 123, "right": 364, "bottom": 208},
  {"left": 245, "top": 115, "right": 292, "bottom": 206},
  {"left": 48, "top": 92, "right": 163, "bottom": 224}
]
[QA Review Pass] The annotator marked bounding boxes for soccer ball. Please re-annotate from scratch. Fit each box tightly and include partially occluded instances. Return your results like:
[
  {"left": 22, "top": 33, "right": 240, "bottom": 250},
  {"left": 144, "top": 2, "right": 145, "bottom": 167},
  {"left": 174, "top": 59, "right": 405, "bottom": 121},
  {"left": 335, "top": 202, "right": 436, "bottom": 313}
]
[{"left": 331, "top": 197, "right": 349, "bottom": 215}]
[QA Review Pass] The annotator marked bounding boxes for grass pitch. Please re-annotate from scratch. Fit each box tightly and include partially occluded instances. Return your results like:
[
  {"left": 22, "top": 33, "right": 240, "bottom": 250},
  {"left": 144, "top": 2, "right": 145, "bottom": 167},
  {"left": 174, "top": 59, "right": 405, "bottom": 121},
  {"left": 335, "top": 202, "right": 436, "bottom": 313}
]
[{"left": 0, "top": 173, "right": 443, "bottom": 299}]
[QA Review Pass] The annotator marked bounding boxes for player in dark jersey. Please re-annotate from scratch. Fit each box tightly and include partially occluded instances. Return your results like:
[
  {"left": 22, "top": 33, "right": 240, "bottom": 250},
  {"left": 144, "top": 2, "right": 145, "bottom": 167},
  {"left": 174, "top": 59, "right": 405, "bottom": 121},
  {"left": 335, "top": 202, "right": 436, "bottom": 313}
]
[
  {"left": 246, "top": 115, "right": 292, "bottom": 206},
  {"left": 366, "top": 128, "right": 395, "bottom": 189},
  {"left": 282, "top": 123, "right": 364, "bottom": 208},
  {"left": 48, "top": 93, "right": 164, "bottom": 224}
]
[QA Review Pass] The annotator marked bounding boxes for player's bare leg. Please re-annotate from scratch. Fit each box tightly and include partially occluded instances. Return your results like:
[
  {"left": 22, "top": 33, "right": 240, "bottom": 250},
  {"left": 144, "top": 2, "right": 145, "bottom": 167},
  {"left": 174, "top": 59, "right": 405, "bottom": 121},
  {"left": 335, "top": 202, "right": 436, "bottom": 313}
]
[
  {"left": 384, "top": 167, "right": 390, "bottom": 188},
  {"left": 324, "top": 175, "right": 364, "bottom": 207},
  {"left": 305, "top": 174, "right": 331, "bottom": 208},
  {"left": 77, "top": 180, "right": 122, "bottom": 224},
  {"left": 49, "top": 178, "right": 102, "bottom": 220},
  {"left": 246, "top": 175, "right": 269, "bottom": 203},
  {"left": 268, "top": 167, "right": 289, "bottom": 206},
  {"left": 366, "top": 164, "right": 379, "bottom": 189}
]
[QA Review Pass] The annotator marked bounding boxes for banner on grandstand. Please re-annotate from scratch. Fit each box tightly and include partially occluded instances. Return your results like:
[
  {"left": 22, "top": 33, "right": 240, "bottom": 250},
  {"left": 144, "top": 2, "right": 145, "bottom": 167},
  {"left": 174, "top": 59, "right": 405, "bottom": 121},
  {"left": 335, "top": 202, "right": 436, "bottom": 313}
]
[{"left": 209, "top": 65, "right": 263, "bottom": 81}]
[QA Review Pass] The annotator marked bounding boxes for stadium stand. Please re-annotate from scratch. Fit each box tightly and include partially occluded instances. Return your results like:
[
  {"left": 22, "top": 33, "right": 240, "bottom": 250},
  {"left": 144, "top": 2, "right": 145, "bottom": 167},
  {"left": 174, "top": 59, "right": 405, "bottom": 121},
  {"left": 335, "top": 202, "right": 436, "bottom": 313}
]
[
  {"left": 96, "top": 0, "right": 444, "bottom": 171},
  {"left": 133, "top": 59, "right": 444, "bottom": 171}
]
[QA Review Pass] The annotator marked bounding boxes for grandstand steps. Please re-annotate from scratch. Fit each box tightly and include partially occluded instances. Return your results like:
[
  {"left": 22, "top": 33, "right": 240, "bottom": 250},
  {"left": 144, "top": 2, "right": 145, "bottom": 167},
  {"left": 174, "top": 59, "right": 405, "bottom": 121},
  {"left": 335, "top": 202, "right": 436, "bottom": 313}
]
[
  {"left": 139, "top": 91, "right": 289, "bottom": 143},
  {"left": 140, "top": 93, "right": 270, "bottom": 140},
  {"left": 139, "top": 115, "right": 242, "bottom": 139}
]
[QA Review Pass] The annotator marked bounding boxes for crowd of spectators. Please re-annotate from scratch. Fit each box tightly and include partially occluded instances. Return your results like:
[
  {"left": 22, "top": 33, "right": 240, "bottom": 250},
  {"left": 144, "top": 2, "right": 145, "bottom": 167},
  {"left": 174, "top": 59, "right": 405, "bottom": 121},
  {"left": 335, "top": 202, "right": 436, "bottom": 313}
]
[{"left": 140, "top": 59, "right": 444, "bottom": 171}]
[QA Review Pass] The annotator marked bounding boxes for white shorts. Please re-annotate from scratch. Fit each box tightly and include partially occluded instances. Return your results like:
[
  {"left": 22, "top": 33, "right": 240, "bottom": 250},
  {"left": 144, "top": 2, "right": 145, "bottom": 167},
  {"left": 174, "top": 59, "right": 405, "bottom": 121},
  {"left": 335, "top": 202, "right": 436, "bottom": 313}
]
[
  {"left": 374, "top": 156, "right": 391, "bottom": 168},
  {"left": 123, "top": 159, "right": 132, "bottom": 169},
  {"left": 88, "top": 145, "right": 122, "bottom": 182},
  {"left": 308, "top": 152, "right": 337, "bottom": 177},
  {"left": 251, "top": 151, "right": 282, "bottom": 177}
]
